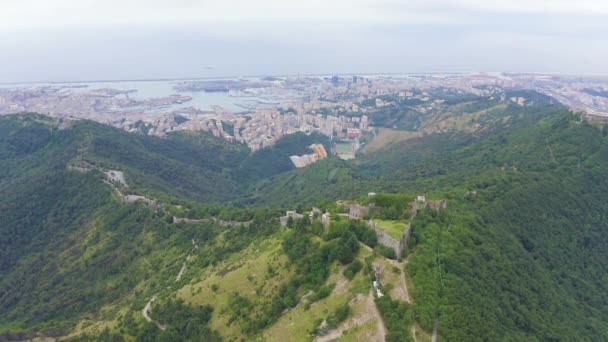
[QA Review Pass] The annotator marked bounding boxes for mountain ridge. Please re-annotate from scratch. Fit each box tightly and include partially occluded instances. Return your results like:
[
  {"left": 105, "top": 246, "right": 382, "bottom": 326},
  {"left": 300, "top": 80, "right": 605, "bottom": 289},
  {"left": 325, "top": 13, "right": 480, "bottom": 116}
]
[{"left": 1, "top": 97, "right": 608, "bottom": 341}]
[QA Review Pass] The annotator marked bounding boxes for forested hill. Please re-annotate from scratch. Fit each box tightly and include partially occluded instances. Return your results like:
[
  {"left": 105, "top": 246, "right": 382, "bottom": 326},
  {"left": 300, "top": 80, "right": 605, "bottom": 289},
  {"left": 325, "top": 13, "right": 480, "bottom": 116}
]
[
  {"left": 403, "top": 112, "right": 608, "bottom": 340},
  {"left": 248, "top": 93, "right": 569, "bottom": 207},
  {"left": 1, "top": 98, "right": 608, "bottom": 341},
  {"left": 0, "top": 114, "right": 248, "bottom": 203},
  {"left": 0, "top": 114, "right": 332, "bottom": 205},
  {"left": 239, "top": 101, "right": 608, "bottom": 339},
  {"left": 0, "top": 114, "right": 279, "bottom": 340}
]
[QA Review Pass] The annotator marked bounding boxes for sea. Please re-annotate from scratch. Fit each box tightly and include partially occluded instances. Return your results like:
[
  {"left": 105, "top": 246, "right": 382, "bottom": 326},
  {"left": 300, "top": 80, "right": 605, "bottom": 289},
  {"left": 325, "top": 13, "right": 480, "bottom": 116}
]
[{"left": 0, "top": 78, "right": 263, "bottom": 112}]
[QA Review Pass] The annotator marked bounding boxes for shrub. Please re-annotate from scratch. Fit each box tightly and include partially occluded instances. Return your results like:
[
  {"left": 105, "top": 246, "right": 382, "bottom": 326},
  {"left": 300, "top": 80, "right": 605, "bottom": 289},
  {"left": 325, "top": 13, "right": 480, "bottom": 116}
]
[{"left": 343, "top": 260, "right": 363, "bottom": 280}]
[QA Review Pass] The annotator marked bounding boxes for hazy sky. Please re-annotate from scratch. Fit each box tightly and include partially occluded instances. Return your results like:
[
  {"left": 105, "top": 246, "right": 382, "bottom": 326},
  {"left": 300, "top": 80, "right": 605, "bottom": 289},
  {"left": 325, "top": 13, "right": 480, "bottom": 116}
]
[{"left": 1, "top": 0, "right": 607, "bottom": 82}]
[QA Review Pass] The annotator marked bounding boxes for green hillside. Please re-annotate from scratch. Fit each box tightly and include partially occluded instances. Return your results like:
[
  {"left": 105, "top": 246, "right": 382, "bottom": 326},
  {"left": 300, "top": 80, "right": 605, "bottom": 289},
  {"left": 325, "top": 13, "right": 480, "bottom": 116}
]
[
  {"left": 1, "top": 90, "right": 608, "bottom": 342},
  {"left": 237, "top": 94, "right": 608, "bottom": 339}
]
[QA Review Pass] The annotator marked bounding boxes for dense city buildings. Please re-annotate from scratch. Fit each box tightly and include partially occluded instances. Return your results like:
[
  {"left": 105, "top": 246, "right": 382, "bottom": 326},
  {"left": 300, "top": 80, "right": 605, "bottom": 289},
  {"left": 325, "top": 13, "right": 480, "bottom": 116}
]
[{"left": 2, "top": 73, "right": 608, "bottom": 152}]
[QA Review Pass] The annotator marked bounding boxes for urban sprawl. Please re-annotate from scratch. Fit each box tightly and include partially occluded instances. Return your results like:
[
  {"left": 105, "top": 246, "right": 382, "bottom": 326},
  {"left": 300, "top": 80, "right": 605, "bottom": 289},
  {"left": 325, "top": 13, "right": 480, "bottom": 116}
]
[{"left": 2, "top": 73, "right": 608, "bottom": 165}]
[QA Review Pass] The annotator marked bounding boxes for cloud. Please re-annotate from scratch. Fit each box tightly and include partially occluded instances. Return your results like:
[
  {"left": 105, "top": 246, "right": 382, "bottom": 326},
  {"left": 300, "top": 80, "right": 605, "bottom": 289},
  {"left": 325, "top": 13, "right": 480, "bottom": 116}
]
[
  {"left": 3, "top": 0, "right": 605, "bottom": 31},
  {"left": 0, "top": 0, "right": 607, "bottom": 82},
  {"left": 449, "top": 0, "right": 608, "bottom": 15},
  {"left": 1, "top": 0, "right": 391, "bottom": 30}
]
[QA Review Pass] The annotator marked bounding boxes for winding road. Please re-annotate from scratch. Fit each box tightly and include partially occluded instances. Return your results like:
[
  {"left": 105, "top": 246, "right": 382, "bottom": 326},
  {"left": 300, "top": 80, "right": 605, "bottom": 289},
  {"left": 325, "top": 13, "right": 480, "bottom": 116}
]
[
  {"left": 143, "top": 240, "right": 198, "bottom": 330},
  {"left": 142, "top": 296, "right": 166, "bottom": 331}
]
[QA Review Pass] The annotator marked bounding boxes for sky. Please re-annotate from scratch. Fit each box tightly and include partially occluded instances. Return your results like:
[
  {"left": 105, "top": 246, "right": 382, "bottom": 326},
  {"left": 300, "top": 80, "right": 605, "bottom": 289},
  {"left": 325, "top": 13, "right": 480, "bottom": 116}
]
[{"left": 1, "top": 0, "right": 608, "bottom": 83}]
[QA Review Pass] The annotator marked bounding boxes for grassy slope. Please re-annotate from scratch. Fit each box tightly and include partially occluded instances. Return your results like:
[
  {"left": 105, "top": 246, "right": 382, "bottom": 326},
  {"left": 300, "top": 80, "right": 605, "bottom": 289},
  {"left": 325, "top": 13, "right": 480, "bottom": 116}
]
[
  {"left": 175, "top": 230, "right": 391, "bottom": 342},
  {"left": 177, "top": 235, "right": 291, "bottom": 339}
]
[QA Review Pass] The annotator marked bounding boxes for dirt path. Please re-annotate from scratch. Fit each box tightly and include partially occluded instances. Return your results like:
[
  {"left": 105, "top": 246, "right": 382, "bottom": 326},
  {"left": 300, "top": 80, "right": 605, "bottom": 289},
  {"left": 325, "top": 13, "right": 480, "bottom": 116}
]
[
  {"left": 388, "top": 259, "right": 410, "bottom": 303},
  {"left": 411, "top": 325, "right": 419, "bottom": 342},
  {"left": 432, "top": 318, "right": 439, "bottom": 342},
  {"left": 370, "top": 290, "right": 387, "bottom": 341},
  {"left": 146, "top": 239, "right": 198, "bottom": 329},
  {"left": 546, "top": 139, "right": 557, "bottom": 163},
  {"left": 176, "top": 241, "right": 198, "bottom": 282},
  {"left": 143, "top": 296, "right": 166, "bottom": 331},
  {"left": 175, "top": 255, "right": 191, "bottom": 282},
  {"left": 315, "top": 295, "right": 369, "bottom": 342},
  {"left": 399, "top": 264, "right": 410, "bottom": 303},
  {"left": 315, "top": 291, "right": 386, "bottom": 342}
]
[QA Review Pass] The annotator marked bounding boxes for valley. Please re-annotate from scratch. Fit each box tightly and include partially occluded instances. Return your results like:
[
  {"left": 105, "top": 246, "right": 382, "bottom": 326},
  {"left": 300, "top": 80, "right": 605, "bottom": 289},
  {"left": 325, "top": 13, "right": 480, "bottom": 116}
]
[
  {"left": 4, "top": 0, "right": 608, "bottom": 339},
  {"left": 1, "top": 86, "right": 608, "bottom": 341}
]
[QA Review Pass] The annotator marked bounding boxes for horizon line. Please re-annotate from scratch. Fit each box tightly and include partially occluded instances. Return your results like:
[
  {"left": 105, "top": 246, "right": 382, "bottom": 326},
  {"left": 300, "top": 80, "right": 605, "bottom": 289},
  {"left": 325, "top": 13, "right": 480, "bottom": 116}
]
[{"left": 3, "top": 71, "right": 608, "bottom": 86}]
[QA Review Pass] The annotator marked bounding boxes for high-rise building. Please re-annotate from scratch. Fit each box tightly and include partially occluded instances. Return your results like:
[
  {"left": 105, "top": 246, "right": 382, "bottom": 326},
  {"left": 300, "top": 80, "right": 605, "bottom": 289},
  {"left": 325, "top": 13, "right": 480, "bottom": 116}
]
[{"left": 360, "top": 115, "right": 369, "bottom": 130}]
